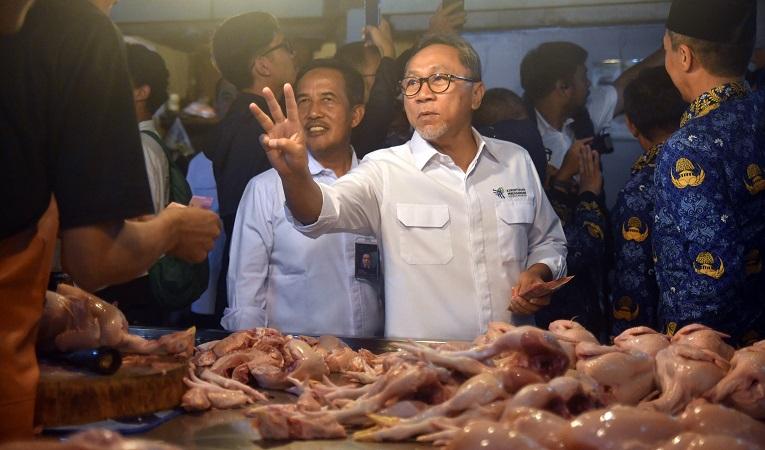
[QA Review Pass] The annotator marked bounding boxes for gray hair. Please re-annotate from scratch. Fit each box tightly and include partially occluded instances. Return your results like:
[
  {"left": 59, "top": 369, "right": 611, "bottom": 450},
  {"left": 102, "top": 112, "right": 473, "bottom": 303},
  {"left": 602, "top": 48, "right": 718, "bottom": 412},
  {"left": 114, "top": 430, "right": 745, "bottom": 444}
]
[{"left": 409, "top": 33, "right": 482, "bottom": 81}]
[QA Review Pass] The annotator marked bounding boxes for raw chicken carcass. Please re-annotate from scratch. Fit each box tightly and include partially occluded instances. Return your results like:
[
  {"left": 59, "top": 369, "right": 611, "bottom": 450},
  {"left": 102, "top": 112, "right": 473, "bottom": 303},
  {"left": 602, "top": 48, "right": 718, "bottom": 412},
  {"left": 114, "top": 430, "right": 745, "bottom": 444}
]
[
  {"left": 443, "top": 420, "right": 547, "bottom": 450},
  {"left": 656, "top": 432, "right": 764, "bottom": 450},
  {"left": 353, "top": 402, "right": 505, "bottom": 443},
  {"left": 706, "top": 343, "right": 765, "bottom": 418},
  {"left": 548, "top": 320, "right": 599, "bottom": 368},
  {"left": 397, "top": 366, "right": 542, "bottom": 423},
  {"left": 284, "top": 337, "right": 329, "bottom": 381},
  {"left": 643, "top": 344, "right": 730, "bottom": 414},
  {"left": 575, "top": 342, "right": 655, "bottom": 405},
  {"left": 678, "top": 401, "right": 765, "bottom": 445},
  {"left": 0, "top": 429, "right": 182, "bottom": 450},
  {"left": 671, "top": 323, "right": 735, "bottom": 361},
  {"left": 563, "top": 405, "right": 684, "bottom": 450},
  {"left": 505, "top": 375, "right": 603, "bottom": 418},
  {"left": 38, "top": 286, "right": 194, "bottom": 356},
  {"left": 247, "top": 404, "right": 346, "bottom": 440},
  {"left": 613, "top": 326, "right": 670, "bottom": 357},
  {"left": 399, "top": 326, "right": 569, "bottom": 379}
]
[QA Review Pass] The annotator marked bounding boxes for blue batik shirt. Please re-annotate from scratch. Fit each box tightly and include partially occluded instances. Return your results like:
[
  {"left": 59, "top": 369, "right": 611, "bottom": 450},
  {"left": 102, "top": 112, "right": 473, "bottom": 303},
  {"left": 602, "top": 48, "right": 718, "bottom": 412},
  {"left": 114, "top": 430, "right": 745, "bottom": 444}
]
[
  {"left": 610, "top": 143, "right": 662, "bottom": 338},
  {"left": 536, "top": 188, "right": 608, "bottom": 338},
  {"left": 653, "top": 82, "right": 765, "bottom": 346}
]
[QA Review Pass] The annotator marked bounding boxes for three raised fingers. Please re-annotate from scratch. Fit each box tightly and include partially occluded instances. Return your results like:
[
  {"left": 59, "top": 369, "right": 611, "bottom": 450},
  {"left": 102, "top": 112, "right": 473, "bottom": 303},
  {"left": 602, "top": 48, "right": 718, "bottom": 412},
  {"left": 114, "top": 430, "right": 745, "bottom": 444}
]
[
  {"left": 263, "top": 86, "right": 286, "bottom": 123},
  {"left": 249, "top": 102, "right": 274, "bottom": 132}
]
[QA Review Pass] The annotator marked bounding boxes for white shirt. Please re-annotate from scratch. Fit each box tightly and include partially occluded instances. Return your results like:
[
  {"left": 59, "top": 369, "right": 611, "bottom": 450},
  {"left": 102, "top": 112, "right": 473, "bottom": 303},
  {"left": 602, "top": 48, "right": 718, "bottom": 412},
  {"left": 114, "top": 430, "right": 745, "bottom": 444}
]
[
  {"left": 138, "top": 120, "right": 169, "bottom": 213},
  {"left": 223, "top": 151, "right": 383, "bottom": 337},
  {"left": 290, "top": 130, "right": 567, "bottom": 340},
  {"left": 535, "top": 85, "right": 618, "bottom": 169}
]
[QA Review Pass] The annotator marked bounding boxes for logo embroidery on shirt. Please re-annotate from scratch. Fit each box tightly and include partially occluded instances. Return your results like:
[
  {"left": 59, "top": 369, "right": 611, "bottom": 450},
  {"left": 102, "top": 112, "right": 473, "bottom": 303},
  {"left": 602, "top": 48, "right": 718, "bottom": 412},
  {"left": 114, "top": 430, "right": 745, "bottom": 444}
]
[
  {"left": 613, "top": 296, "right": 640, "bottom": 321},
  {"left": 693, "top": 251, "right": 725, "bottom": 279},
  {"left": 744, "top": 164, "right": 765, "bottom": 195},
  {"left": 493, "top": 187, "right": 527, "bottom": 199},
  {"left": 622, "top": 217, "right": 649, "bottom": 243},
  {"left": 584, "top": 221, "right": 604, "bottom": 240},
  {"left": 671, "top": 158, "right": 705, "bottom": 189}
]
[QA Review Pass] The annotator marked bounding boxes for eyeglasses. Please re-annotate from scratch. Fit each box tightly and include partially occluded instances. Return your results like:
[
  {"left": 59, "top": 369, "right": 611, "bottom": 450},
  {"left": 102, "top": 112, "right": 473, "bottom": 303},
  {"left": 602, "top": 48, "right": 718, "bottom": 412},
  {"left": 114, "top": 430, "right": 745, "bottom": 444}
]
[
  {"left": 259, "top": 40, "right": 295, "bottom": 58},
  {"left": 400, "top": 73, "right": 478, "bottom": 97}
]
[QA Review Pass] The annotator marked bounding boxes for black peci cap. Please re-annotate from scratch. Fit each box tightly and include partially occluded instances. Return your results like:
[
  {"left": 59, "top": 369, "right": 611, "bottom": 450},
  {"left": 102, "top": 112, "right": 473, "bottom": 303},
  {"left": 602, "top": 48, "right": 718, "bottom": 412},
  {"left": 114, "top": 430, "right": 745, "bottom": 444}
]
[{"left": 666, "top": 0, "right": 757, "bottom": 44}]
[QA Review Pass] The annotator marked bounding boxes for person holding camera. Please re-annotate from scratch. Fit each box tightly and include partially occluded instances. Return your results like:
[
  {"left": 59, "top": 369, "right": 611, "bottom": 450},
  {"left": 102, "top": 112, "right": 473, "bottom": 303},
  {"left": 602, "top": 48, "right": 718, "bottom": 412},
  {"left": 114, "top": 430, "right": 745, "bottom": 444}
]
[{"left": 519, "top": 41, "right": 663, "bottom": 182}]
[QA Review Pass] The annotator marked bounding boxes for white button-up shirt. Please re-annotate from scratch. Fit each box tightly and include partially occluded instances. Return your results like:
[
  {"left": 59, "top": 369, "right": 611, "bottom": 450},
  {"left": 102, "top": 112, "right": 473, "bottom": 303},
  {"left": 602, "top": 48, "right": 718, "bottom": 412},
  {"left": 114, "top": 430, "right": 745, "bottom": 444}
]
[
  {"left": 138, "top": 120, "right": 169, "bottom": 214},
  {"left": 290, "top": 129, "right": 567, "bottom": 340},
  {"left": 223, "top": 152, "right": 383, "bottom": 337},
  {"left": 535, "top": 85, "right": 618, "bottom": 169}
]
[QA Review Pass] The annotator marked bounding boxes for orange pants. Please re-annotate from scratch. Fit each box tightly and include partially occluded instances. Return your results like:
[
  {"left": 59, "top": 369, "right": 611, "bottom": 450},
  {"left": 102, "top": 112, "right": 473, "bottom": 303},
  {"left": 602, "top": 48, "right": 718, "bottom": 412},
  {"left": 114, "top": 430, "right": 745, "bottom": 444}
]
[{"left": 0, "top": 198, "right": 58, "bottom": 442}]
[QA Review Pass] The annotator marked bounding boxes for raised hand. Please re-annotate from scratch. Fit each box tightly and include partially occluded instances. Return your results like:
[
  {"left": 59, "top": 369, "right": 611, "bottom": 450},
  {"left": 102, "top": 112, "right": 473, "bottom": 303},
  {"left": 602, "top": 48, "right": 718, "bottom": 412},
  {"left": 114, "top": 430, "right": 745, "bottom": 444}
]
[
  {"left": 249, "top": 84, "right": 310, "bottom": 180},
  {"left": 363, "top": 18, "right": 395, "bottom": 59},
  {"left": 578, "top": 148, "right": 603, "bottom": 195},
  {"left": 554, "top": 137, "right": 593, "bottom": 183},
  {"left": 428, "top": 2, "right": 467, "bottom": 34}
]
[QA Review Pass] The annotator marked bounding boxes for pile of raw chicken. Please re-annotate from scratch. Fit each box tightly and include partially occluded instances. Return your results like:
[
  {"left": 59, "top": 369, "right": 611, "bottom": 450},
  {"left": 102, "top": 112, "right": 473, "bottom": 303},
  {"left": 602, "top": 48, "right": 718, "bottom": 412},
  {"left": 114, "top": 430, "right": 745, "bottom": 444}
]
[
  {"left": 183, "top": 321, "right": 765, "bottom": 449},
  {"left": 39, "top": 284, "right": 195, "bottom": 357}
]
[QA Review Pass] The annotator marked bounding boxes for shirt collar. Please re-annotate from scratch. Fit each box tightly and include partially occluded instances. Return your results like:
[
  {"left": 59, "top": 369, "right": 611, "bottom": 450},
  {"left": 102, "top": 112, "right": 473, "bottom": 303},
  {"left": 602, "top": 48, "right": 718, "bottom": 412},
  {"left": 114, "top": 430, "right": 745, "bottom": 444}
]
[
  {"left": 138, "top": 120, "right": 157, "bottom": 133},
  {"left": 631, "top": 142, "right": 663, "bottom": 174},
  {"left": 307, "top": 146, "right": 358, "bottom": 177},
  {"left": 681, "top": 81, "right": 749, "bottom": 127},
  {"left": 409, "top": 128, "right": 493, "bottom": 171},
  {"left": 534, "top": 108, "right": 575, "bottom": 133}
]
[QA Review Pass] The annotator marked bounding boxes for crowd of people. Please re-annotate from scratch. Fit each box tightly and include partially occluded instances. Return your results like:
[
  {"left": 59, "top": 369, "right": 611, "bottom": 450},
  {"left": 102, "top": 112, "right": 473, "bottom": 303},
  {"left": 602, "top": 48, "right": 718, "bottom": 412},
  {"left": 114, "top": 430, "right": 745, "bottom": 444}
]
[{"left": 0, "top": 0, "right": 763, "bottom": 441}]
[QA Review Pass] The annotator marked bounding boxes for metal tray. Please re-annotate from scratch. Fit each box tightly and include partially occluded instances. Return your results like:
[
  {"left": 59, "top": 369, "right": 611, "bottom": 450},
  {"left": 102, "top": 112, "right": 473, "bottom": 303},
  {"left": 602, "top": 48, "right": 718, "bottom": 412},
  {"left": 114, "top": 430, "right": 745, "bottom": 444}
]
[{"left": 129, "top": 327, "right": 446, "bottom": 354}]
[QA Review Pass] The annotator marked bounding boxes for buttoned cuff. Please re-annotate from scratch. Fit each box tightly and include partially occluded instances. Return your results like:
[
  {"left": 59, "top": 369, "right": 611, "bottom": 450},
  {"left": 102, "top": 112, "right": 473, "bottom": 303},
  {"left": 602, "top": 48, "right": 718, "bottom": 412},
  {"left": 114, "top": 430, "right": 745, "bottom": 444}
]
[
  {"left": 220, "top": 306, "right": 267, "bottom": 331},
  {"left": 284, "top": 184, "right": 338, "bottom": 238},
  {"left": 527, "top": 251, "right": 567, "bottom": 280}
]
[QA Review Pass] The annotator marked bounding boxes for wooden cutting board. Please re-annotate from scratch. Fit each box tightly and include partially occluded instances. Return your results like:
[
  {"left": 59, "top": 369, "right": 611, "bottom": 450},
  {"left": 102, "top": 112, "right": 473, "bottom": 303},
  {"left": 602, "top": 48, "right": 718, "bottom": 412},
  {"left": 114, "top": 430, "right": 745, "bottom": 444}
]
[{"left": 35, "top": 354, "right": 188, "bottom": 427}]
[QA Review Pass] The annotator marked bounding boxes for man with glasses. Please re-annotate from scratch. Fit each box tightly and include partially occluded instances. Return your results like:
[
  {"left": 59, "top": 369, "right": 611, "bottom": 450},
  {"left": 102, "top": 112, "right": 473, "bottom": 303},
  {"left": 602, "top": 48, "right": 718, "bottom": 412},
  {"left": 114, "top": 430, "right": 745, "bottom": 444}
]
[
  {"left": 249, "top": 34, "right": 567, "bottom": 340},
  {"left": 206, "top": 12, "right": 298, "bottom": 326}
]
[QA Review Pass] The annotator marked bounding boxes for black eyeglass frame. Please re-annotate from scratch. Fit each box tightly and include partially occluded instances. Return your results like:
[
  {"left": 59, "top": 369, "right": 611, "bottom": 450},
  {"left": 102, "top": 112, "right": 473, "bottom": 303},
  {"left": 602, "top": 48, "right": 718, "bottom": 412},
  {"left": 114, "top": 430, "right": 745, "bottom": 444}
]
[
  {"left": 258, "top": 41, "right": 296, "bottom": 58},
  {"left": 400, "top": 73, "right": 479, "bottom": 97}
]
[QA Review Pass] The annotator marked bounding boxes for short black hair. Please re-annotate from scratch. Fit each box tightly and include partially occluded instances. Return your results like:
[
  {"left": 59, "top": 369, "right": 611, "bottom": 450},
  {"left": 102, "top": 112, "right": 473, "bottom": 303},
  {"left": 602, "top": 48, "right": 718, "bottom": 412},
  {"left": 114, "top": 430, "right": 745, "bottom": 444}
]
[
  {"left": 211, "top": 12, "right": 279, "bottom": 90},
  {"left": 125, "top": 43, "right": 169, "bottom": 114},
  {"left": 520, "top": 41, "right": 588, "bottom": 103},
  {"left": 668, "top": 30, "right": 754, "bottom": 77},
  {"left": 295, "top": 58, "right": 365, "bottom": 107},
  {"left": 473, "top": 88, "right": 527, "bottom": 127},
  {"left": 409, "top": 33, "right": 482, "bottom": 80},
  {"left": 335, "top": 41, "right": 380, "bottom": 73},
  {"left": 623, "top": 66, "right": 687, "bottom": 140}
]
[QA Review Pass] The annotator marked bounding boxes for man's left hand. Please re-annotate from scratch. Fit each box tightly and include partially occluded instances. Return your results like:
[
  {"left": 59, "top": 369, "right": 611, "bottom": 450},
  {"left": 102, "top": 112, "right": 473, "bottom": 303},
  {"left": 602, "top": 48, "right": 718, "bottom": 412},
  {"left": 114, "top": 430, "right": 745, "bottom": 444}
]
[{"left": 509, "top": 264, "right": 553, "bottom": 315}]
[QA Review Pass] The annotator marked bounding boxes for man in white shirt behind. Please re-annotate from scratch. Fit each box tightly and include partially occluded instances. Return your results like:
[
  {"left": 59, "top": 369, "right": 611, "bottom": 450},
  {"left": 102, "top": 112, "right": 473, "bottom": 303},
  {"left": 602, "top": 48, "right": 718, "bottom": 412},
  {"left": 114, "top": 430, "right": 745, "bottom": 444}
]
[
  {"left": 126, "top": 43, "right": 170, "bottom": 213},
  {"left": 520, "top": 42, "right": 663, "bottom": 186},
  {"left": 223, "top": 59, "right": 383, "bottom": 336},
  {"left": 249, "top": 34, "right": 567, "bottom": 340}
]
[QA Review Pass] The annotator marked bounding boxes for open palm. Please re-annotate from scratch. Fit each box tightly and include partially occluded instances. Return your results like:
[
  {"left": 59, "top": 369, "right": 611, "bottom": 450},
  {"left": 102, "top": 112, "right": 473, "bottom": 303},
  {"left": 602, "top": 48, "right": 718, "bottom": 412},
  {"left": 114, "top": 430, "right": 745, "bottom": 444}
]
[{"left": 249, "top": 83, "right": 308, "bottom": 178}]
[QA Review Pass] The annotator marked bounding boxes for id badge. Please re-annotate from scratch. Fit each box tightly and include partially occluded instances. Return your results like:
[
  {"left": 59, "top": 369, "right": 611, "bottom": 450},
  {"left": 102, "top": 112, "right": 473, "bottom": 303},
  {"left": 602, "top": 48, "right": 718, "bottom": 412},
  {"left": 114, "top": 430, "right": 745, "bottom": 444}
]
[{"left": 355, "top": 241, "right": 380, "bottom": 282}]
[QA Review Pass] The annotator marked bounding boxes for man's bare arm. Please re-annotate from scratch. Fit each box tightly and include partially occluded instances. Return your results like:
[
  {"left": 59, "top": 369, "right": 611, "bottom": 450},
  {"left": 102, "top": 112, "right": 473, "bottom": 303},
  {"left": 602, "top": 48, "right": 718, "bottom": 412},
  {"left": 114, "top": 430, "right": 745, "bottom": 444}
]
[{"left": 60, "top": 205, "right": 220, "bottom": 292}]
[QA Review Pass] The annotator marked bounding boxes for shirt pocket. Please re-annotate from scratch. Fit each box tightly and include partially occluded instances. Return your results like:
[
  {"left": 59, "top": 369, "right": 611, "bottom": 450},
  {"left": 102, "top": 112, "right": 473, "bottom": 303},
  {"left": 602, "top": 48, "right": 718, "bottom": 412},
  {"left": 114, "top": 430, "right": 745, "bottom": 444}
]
[
  {"left": 396, "top": 203, "right": 453, "bottom": 265},
  {"left": 496, "top": 199, "right": 535, "bottom": 262}
]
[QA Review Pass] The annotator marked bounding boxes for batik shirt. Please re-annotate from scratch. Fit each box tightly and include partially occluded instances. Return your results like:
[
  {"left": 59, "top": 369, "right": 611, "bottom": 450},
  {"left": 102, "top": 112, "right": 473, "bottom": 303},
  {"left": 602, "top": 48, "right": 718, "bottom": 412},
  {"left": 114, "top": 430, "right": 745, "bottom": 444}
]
[
  {"left": 653, "top": 82, "right": 765, "bottom": 346},
  {"left": 536, "top": 189, "right": 608, "bottom": 338},
  {"left": 610, "top": 144, "right": 662, "bottom": 338}
]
